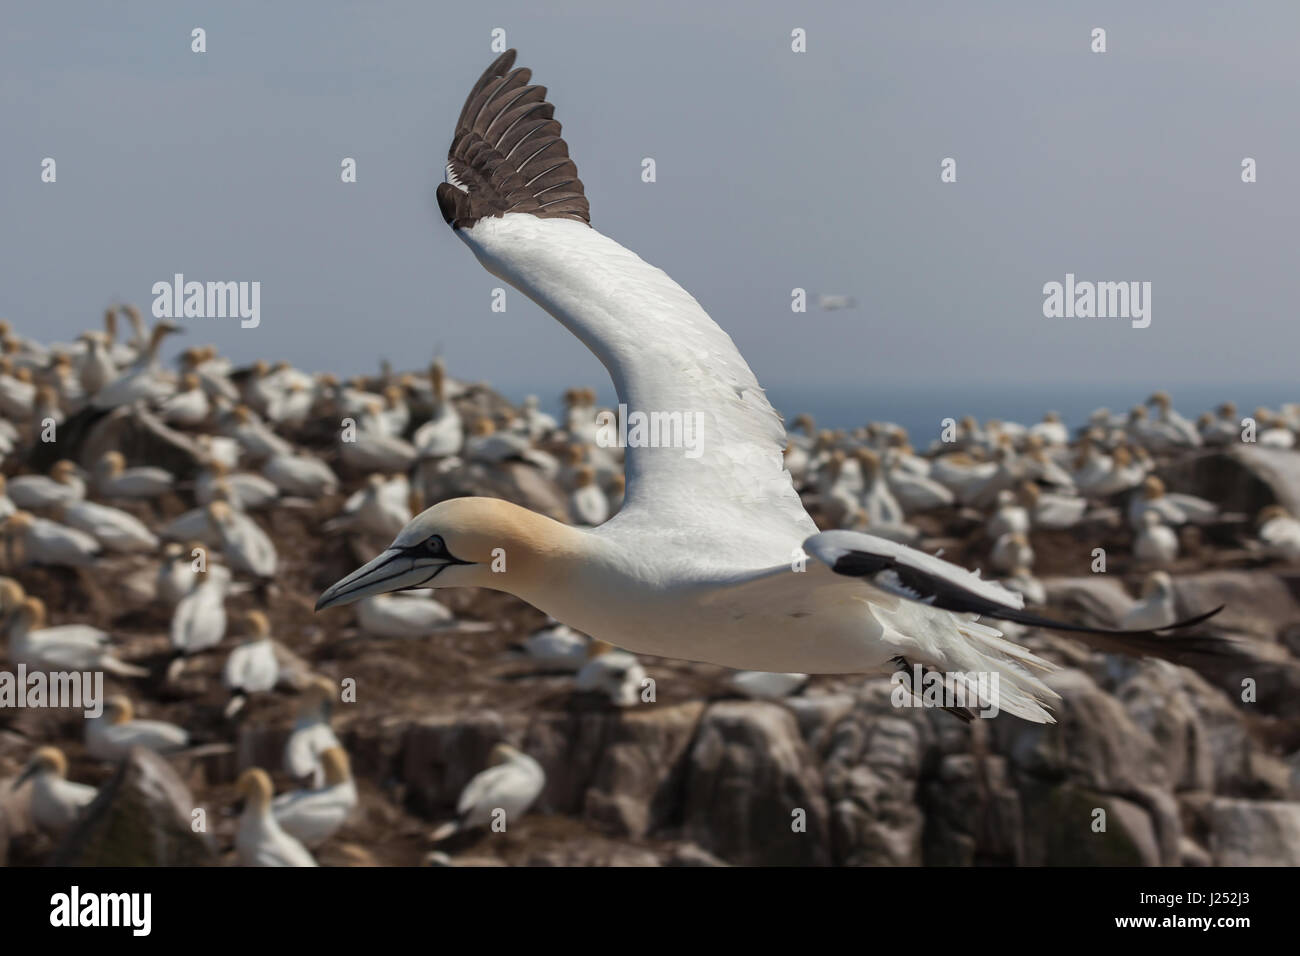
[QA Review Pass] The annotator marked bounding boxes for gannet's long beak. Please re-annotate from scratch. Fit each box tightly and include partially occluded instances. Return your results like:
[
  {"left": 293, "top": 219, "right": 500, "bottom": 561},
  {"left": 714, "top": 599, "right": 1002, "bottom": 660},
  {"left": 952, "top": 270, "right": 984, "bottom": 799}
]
[
  {"left": 315, "top": 547, "right": 454, "bottom": 611},
  {"left": 12, "top": 763, "right": 38, "bottom": 791}
]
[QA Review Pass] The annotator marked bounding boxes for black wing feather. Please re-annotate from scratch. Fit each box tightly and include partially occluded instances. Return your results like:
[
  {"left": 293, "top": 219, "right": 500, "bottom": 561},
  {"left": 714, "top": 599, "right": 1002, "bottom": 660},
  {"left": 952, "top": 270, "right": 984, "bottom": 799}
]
[{"left": 828, "top": 550, "right": 1225, "bottom": 637}]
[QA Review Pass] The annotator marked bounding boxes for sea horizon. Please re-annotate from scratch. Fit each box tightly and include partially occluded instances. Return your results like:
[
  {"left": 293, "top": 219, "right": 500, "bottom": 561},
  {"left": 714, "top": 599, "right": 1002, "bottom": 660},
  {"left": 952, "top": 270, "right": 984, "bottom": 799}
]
[{"left": 498, "top": 380, "right": 1297, "bottom": 447}]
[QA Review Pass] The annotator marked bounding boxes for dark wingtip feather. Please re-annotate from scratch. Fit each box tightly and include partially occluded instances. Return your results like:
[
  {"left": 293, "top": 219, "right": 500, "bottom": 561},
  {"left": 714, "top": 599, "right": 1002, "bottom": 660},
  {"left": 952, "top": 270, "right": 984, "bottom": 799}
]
[{"left": 441, "top": 49, "right": 591, "bottom": 229}]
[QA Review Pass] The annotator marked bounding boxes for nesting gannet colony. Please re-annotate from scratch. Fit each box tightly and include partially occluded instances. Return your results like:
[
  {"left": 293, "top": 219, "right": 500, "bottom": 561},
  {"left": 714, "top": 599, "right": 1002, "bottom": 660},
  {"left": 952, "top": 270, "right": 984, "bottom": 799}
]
[{"left": 2, "top": 49, "right": 1299, "bottom": 869}]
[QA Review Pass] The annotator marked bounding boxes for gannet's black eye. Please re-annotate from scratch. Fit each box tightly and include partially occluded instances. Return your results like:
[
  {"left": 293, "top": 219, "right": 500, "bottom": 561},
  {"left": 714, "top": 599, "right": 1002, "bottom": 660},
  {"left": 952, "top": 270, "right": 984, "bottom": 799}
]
[{"left": 425, "top": 535, "right": 446, "bottom": 555}]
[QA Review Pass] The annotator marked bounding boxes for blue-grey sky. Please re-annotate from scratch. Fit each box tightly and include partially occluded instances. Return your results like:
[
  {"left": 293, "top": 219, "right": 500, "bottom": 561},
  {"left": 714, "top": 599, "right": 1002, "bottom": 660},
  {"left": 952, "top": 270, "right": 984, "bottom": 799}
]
[{"left": 2, "top": 1, "right": 1296, "bottom": 405}]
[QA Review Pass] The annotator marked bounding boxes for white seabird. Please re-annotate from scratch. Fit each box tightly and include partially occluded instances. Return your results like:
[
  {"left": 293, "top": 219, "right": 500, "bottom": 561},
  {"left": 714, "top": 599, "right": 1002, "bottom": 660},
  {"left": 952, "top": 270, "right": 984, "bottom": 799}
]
[
  {"left": 1134, "top": 510, "right": 1180, "bottom": 567},
  {"left": 316, "top": 50, "right": 1222, "bottom": 724},
  {"left": 514, "top": 618, "right": 589, "bottom": 670},
  {"left": 12, "top": 746, "right": 96, "bottom": 834},
  {"left": 270, "top": 745, "right": 358, "bottom": 848},
  {"left": 7, "top": 593, "right": 147, "bottom": 677},
  {"left": 574, "top": 640, "right": 647, "bottom": 707},
  {"left": 430, "top": 743, "right": 545, "bottom": 842},
  {"left": 354, "top": 590, "right": 487, "bottom": 639},
  {"left": 567, "top": 465, "right": 609, "bottom": 527},
  {"left": 54, "top": 499, "right": 158, "bottom": 553},
  {"left": 94, "top": 451, "right": 174, "bottom": 500},
  {"left": 91, "top": 321, "right": 182, "bottom": 409},
  {"left": 263, "top": 452, "right": 339, "bottom": 497},
  {"left": 197, "top": 460, "right": 278, "bottom": 510},
  {"left": 1257, "top": 505, "right": 1300, "bottom": 562},
  {"left": 170, "top": 562, "right": 232, "bottom": 654},
  {"left": 234, "top": 768, "right": 318, "bottom": 867},
  {"left": 206, "top": 500, "right": 277, "bottom": 579},
  {"left": 1120, "top": 571, "right": 1178, "bottom": 631},
  {"left": 156, "top": 541, "right": 200, "bottom": 605},
  {"left": 8, "top": 460, "right": 85, "bottom": 509},
  {"left": 85, "top": 695, "right": 189, "bottom": 761},
  {"left": 324, "top": 473, "right": 411, "bottom": 539},
  {"left": 1127, "top": 476, "right": 1220, "bottom": 530},
  {"left": 223, "top": 610, "right": 281, "bottom": 694},
  {"left": 2, "top": 511, "right": 101, "bottom": 567},
  {"left": 284, "top": 676, "right": 343, "bottom": 786},
  {"left": 727, "top": 670, "right": 808, "bottom": 700},
  {"left": 157, "top": 372, "right": 211, "bottom": 426}
]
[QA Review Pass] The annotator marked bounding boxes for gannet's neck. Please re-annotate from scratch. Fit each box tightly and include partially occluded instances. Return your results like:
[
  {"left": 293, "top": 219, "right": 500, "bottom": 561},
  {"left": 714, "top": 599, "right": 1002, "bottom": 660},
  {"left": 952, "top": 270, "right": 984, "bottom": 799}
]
[{"left": 459, "top": 502, "right": 600, "bottom": 610}]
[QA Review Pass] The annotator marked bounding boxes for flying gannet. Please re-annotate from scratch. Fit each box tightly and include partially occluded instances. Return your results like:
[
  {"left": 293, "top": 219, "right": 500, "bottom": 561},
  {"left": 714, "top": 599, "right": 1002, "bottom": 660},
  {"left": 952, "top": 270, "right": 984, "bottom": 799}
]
[{"left": 317, "top": 50, "right": 1223, "bottom": 723}]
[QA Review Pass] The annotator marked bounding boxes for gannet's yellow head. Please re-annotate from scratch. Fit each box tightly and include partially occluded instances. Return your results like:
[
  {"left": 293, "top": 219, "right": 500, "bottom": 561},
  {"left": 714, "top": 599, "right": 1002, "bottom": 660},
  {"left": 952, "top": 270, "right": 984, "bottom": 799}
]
[
  {"left": 300, "top": 674, "right": 337, "bottom": 711},
  {"left": 243, "top": 610, "right": 271, "bottom": 638},
  {"left": 315, "top": 496, "right": 575, "bottom": 610},
  {"left": 1141, "top": 570, "right": 1173, "bottom": 597},
  {"left": 1142, "top": 476, "right": 1166, "bottom": 500},
  {"left": 14, "top": 745, "right": 70, "bottom": 789},
  {"left": 104, "top": 695, "right": 135, "bottom": 725},
  {"left": 1257, "top": 504, "right": 1291, "bottom": 525},
  {"left": 854, "top": 449, "right": 881, "bottom": 475},
  {"left": 206, "top": 499, "right": 234, "bottom": 528},
  {"left": 1016, "top": 481, "right": 1041, "bottom": 506},
  {"left": 98, "top": 450, "right": 126, "bottom": 476},
  {"left": 488, "top": 743, "right": 521, "bottom": 766},
  {"left": 235, "top": 768, "right": 274, "bottom": 809},
  {"left": 51, "top": 460, "right": 79, "bottom": 484},
  {"left": 0, "top": 577, "right": 25, "bottom": 615},
  {"left": 17, "top": 595, "right": 47, "bottom": 630}
]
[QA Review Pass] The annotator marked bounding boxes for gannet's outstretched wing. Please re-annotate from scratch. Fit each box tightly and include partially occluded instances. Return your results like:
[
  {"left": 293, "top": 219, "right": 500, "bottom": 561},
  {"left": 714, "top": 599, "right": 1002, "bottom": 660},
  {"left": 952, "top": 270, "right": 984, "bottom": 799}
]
[
  {"left": 806, "top": 530, "right": 1227, "bottom": 640},
  {"left": 437, "top": 51, "right": 814, "bottom": 545}
]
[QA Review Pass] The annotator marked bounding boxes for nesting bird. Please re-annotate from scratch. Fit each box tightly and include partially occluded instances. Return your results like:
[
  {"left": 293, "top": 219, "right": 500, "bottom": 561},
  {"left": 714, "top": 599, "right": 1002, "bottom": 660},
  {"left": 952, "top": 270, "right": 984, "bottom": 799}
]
[
  {"left": 284, "top": 676, "right": 343, "bottom": 786},
  {"left": 7, "top": 593, "right": 146, "bottom": 677},
  {"left": 574, "top": 641, "right": 647, "bottom": 707},
  {"left": 85, "top": 696, "right": 189, "bottom": 761},
  {"left": 12, "top": 746, "right": 97, "bottom": 834},
  {"left": 271, "top": 746, "right": 358, "bottom": 848},
  {"left": 234, "top": 768, "right": 318, "bottom": 867},
  {"left": 430, "top": 743, "right": 545, "bottom": 842}
]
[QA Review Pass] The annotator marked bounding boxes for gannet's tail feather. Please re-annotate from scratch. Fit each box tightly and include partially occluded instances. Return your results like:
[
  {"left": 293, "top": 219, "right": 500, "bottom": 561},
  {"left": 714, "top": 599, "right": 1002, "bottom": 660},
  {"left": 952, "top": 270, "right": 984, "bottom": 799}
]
[{"left": 874, "top": 607, "right": 1059, "bottom": 724}]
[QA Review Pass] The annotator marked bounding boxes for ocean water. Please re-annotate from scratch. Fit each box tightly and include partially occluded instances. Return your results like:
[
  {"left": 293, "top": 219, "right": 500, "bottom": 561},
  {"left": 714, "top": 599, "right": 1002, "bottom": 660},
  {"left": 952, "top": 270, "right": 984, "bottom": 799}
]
[
  {"left": 505, "top": 381, "right": 1298, "bottom": 447},
  {"left": 760, "top": 382, "right": 1300, "bottom": 445}
]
